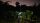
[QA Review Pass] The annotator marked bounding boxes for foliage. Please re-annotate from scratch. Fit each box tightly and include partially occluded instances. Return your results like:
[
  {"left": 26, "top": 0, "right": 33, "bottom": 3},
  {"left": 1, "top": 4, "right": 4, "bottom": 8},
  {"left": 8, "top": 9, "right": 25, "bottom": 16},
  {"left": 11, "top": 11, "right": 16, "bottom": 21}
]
[{"left": 15, "top": 10, "right": 33, "bottom": 23}]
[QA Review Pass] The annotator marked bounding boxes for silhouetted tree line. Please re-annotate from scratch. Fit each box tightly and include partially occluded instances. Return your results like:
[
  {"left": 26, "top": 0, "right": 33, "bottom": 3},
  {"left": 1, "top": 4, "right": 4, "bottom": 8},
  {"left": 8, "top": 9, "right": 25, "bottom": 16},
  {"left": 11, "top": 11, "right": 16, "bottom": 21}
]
[{"left": 0, "top": 1, "right": 40, "bottom": 23}]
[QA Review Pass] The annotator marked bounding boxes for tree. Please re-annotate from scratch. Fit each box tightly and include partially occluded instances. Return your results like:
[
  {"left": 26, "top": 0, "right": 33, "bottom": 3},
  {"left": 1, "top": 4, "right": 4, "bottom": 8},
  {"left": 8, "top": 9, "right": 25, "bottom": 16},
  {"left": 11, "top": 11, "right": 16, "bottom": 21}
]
[{"left": 15, "top": 2, "right": 21, "bottom": 11}]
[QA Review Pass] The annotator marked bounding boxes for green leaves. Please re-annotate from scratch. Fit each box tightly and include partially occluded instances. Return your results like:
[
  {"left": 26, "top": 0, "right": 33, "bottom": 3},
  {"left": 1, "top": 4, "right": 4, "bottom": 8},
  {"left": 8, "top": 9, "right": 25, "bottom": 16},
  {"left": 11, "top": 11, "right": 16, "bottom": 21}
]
[
  {"left": 25, "top": 10, "right": 33, "bottom": 20},
  {"left": 18, "top": 10, "right": 33, "bottom": 20},
  {"left": 15, "top": 10, "right": 33, "bottom": 23},
  {"left": 8, "top": 10, "right": 33, "bottom": 23}
]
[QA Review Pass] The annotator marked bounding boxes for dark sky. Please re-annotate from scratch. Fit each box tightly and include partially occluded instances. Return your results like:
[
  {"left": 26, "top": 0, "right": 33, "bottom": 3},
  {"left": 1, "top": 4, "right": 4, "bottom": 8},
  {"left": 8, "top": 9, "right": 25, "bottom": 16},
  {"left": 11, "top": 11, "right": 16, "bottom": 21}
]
[
  {"left": 1, "top": 0, "right": 39, "bottom": 6},
  {"left": 1, "top": 0, "right": 16, "bottom": 6},
  {"left": 17, "top": 0, "right": 34, "bottom": 6},
  {"left": 17, "top": 0, "right": 39, "bottom": 6}
]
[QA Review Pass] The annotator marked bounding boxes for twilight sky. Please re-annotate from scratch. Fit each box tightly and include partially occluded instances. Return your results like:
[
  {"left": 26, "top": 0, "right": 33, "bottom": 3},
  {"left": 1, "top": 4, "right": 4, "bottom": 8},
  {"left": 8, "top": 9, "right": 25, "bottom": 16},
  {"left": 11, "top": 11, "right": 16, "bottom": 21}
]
[
  {"left": 1, "top": 0, "right": 16, "bottom": 6},
  {"left": 1, "top": 0, "right": 39, "bottom": 6}
]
